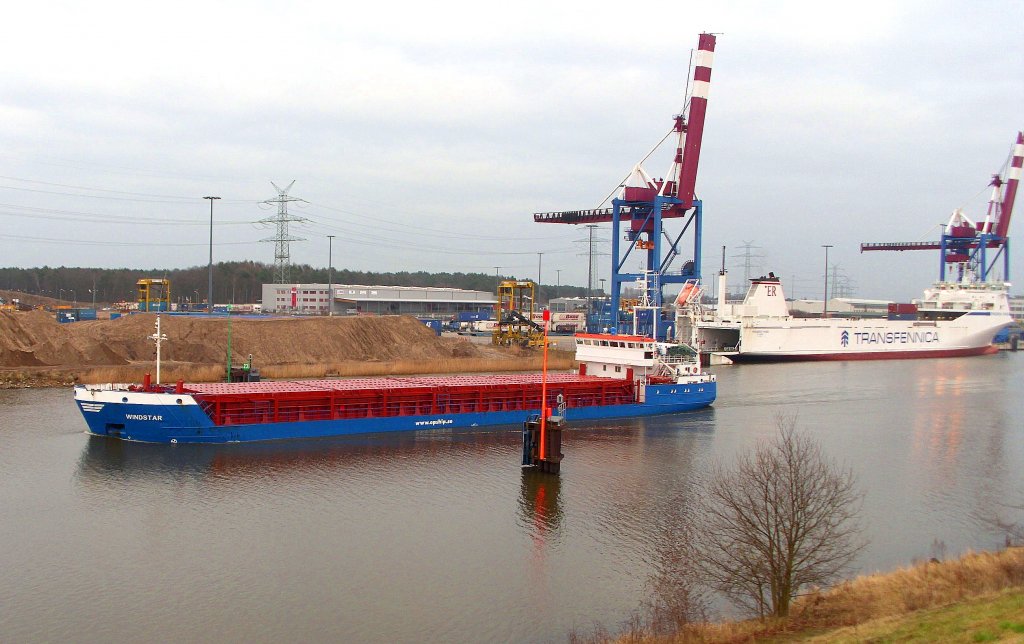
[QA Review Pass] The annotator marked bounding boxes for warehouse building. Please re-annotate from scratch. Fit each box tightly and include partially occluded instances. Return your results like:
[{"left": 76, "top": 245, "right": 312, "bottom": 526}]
[{"left": 261, "top": 283, "right": 496, "bottom": 317}]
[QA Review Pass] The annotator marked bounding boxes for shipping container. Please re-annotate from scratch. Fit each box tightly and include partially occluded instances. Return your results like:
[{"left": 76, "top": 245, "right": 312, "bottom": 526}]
[
  {"left": 887, "top": 303, "right": 918, "bottom": 314},
  {"left": 418, "top": 319, "right": 443, "bottom": 335},
  {"left": 457, "top": 311, "right": 491, "bottom": 322}
]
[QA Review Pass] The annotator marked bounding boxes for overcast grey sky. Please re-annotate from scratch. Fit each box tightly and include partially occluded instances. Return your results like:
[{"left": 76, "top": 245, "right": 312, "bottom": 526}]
[{"left": 1, "top": 0, "right": 1021, "bottom": 300}]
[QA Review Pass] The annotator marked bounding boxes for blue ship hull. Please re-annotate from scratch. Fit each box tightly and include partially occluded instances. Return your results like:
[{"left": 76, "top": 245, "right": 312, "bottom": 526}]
[{"left": 75, "top": 382, "right": 716, "bottom": 444}]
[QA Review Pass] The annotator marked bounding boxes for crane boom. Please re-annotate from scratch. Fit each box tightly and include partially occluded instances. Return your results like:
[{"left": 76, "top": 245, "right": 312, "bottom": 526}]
[
  {"left": 996, "top": 131, "right": 1023, "bottom": 238},
  {"left": 676, "top": 33, "right": 716, "bottom": 210}
]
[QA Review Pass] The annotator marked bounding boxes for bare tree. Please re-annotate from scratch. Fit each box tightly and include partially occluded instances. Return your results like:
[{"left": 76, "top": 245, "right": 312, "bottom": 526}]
[{"left": 695, "top": 416, "right": 865, "bottom": 618}]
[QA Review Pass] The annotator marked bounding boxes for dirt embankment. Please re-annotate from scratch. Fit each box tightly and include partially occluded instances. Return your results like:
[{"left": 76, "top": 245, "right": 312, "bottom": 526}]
[{"left": 0, "top": 312, "right": 559, "bottom": 387}]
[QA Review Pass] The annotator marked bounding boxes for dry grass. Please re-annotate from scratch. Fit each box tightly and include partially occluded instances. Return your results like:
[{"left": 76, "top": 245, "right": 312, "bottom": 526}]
[
  {"left": 79, "top": 364, "right": 226, "bottom": 384},
  {"left": 603, "top": 547, "right": 1024, "bottom": 643},
  {"left": 75, "top": 351, "right": 576, "bottom": 384},
  {"left": 782, "top": 547, "right": 1024, "bottom": 633}
]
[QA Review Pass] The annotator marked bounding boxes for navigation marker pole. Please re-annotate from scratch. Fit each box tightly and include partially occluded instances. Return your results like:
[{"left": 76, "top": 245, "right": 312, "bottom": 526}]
[
  {"left": 540, "top": 309, "right": 550, "bottom": 462},
  {"left": 148, "top": 315, "right": 168, "bottom": 385},
  {"left": 522, "top": 309, "right": 565, "bottom": 474}
]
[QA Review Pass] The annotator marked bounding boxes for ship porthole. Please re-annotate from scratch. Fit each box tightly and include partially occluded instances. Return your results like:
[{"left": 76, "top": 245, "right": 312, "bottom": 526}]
[
  {"left": 176, "top": 399, "right": 182, "bottom": 405},
  {"left": 122, "top": 397, "right": 128, "bottom": 403}
]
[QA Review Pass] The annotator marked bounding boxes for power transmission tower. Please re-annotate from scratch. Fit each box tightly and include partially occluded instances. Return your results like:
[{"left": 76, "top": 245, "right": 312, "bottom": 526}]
[
  {"left": 576, "top": 225, "right": 610, "bottom": 312},
  {"left": 259, "top": 180, "right": 307, "bottom": 284},
  {"left": 829, "top": 264, "right": 856, "bottom": 298},
  {"left": 732, "top": 240, "right": 764, "bottom": 293}
]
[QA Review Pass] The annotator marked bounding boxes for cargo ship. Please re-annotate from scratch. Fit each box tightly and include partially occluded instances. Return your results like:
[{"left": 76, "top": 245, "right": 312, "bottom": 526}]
[
  {"left": 681, "top": 274, "right": 1012, "bottom": 362},
  {"left": 74, "top": 331, "right": 715, "bottom": 444}
]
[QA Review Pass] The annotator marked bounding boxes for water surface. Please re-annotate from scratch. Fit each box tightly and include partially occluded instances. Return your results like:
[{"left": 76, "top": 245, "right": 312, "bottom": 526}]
[{"left": 1, "top": 354, "right": 1022, "bottom": 642}]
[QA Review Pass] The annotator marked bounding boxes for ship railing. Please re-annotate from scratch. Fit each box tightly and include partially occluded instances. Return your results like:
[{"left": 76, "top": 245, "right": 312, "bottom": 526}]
[{"left": 82, "top": 382, "right": 136, "bottom": 391}]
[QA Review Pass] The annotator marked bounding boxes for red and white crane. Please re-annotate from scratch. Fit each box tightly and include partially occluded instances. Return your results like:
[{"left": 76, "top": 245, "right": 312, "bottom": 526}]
[
  {"left": 861, "top": 132, "right": 1022, "bottom": 283},
  {"left": 532, "top": 33, "right": 718, "bottom": 332}
]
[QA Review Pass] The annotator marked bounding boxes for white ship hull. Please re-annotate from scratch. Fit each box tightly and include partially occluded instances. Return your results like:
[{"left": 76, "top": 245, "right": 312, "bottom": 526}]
[{"left": 714, "top": 314, "right": 1006, "bottom": 362}]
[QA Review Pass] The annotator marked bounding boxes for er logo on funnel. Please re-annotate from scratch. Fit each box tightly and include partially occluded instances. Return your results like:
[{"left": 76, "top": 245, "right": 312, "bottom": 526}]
[{"left": 840, "top": 330, "right": 849, "bottom": 347}]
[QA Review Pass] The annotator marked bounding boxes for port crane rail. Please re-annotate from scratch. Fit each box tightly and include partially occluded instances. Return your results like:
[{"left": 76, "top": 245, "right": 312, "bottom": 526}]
[{"left": 861, "top": 132, "right": 1022, "bottom": 283}]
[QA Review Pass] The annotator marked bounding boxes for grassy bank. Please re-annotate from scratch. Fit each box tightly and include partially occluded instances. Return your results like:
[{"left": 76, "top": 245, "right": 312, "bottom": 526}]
[
  {"left": 596, "top": 547, "right": 1024, "bottom": 643},
  {"left": 794, "top": 588, "right": 1024, "bottom": 643}
]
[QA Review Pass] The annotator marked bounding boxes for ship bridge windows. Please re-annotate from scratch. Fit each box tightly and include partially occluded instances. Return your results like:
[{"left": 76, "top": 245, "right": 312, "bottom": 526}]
[{"left": 918, "top": 310, "right": 967, "bottom": 322}]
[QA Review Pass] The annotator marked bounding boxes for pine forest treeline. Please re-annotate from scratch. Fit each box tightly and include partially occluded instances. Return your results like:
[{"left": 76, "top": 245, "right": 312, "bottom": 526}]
[{"left": 0, "top": 262, "right": 588, "bottom": 306}]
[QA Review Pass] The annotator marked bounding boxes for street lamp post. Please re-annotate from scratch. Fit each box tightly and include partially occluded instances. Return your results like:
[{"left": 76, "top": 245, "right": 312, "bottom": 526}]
[
  {"left": 585, "top": 224, "right": 598, "bottom": 315},
  {"left": 537, "top": 252, "right": 544, "bottom": 305},
  {"left": 556, "top": 269, "right": 562, "bottom": 299},
  {"left": 194, "top": 290, "right": 199, "bottom": 311},
  {"left": 204, "top": 196, "right": 220, "bottom": 315},
  {"left": 822, "top": 244, "right": 833, "bottom": 317},
  {"left": 327, "top": 235, "right": 335, "bottom": 316}
]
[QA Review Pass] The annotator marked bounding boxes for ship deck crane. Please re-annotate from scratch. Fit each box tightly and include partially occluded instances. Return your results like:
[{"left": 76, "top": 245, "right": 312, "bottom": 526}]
[
  {"left": 861, "top": 132, "right": 1022, "bottom": 283},
  {"left": 533, "top": 33, "right": 718, "bottom": 336}
]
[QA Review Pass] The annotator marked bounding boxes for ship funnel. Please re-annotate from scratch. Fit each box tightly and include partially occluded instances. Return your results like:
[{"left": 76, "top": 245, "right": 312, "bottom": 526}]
[{"left": 742, "top": 274, "right": 789, "bottom": 317}]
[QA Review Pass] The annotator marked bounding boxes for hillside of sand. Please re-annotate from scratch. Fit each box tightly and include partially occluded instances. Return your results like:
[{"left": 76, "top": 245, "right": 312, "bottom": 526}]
[{"left": 0, "top": 312, "right": 545, "bottom": 388}]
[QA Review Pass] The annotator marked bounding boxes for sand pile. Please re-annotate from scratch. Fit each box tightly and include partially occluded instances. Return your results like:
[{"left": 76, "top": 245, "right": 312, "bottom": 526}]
[{"left": 0, "top": 312, "right": 484, "bottom": 369}]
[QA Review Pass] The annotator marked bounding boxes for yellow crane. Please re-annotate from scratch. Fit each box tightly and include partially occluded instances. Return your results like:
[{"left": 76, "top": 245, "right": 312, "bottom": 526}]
[
  {"left": 137, "top": 278, "right": 171, "bottom": 312},
  {"left": 493, "top": 280, "right": 544, "bottom": 348}
]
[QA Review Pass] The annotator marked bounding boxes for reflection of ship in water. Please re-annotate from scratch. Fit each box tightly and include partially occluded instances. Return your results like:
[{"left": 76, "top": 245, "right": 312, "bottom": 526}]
[
  {"left": 75, "top": 428, "right": 525, "bottom": 486},
  {"left": 76, "top": 409, "right": 718, "bottom": 486}
]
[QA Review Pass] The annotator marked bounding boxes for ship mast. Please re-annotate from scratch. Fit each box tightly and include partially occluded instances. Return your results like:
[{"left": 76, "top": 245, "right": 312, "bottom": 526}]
[{"left": 148, "top": 315, "right": 168, "bottom": 385}]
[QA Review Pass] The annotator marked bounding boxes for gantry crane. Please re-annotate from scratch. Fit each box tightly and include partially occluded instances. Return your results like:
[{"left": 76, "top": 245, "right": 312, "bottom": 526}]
[
  {"left": 533, "top": 33, "right": 718, "bottom": 336},
  {"left": 861, "top": 132, "right": 1022, "bottom": 283},
  {"left": 493, "top": 280, "right": 544, "bottom": 347},
  {"left": 137, "top": 278, "right": 171, "bottom": 312}
]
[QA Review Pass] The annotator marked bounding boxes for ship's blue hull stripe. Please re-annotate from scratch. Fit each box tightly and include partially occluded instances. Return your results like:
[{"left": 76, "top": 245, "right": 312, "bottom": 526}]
[{"left": 76, "top": 383, "right": 716, "bottom": 444}]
